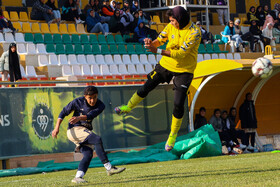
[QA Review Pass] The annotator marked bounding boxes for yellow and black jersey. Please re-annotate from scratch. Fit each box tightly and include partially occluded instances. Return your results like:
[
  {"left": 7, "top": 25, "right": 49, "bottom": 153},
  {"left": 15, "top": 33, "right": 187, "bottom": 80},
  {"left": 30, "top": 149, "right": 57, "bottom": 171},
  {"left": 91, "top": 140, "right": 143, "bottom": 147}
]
[{"left": 157, "top": 21, "right": 201, "bottom": 74}]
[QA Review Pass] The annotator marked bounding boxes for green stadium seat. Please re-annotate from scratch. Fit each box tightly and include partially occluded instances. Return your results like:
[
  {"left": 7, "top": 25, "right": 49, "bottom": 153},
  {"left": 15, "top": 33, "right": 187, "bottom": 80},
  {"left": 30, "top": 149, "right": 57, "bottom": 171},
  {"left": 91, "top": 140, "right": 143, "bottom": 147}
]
[
  {"left": 53, "top": 34, "right": 62, "bottom": 44},
  {"left": 115, "top": 35, "right": 124, "bottom": 44},
  {"left": 98, "top": 35, "right": 107, "bottom": 44},
  {"left": 109, "top": 44, "right": 118, "bottom": 54},
  {"left": 198, "top": 44, "right": 207, "bottom": 54},
  {"left": 213, "top": 43, "right": 228, "bottom": 53},
  {"left": 106, "top": 35, "right": 115, "bottom": 44},
  {"left": 46, "top": 44, "right": 55, "bottom": 53},
  {"left": 123, "top": 35, "right": 130, "bottom": 43},
  {"left": 135, "top": 44, "right": 145, "bottom": 54},
  {"left": 83, "top": 44, "right": 92, "bottom": 55},
  {"left": 74, "top": 44, "right": 84, "bottom": 54},
  {"left": 44, "top": 33, "right": 53, "bottom": 44},
  {"left": 65, "top": 44, "right": 75, "bottom": 54},
  {"left": 101, "top": 44, "right": 110, "bottom": 55},
  {"left": 117, "top": 44, "right": 128, "bottom": 55},
  {"left": 92, "top": 44, "right": 101, "bottom": 55},
  {"left": 89, "top": 34, "right": 98, "bottom": 44},
  {"left": 214, "top": 34, "right": 224, "bottom": 44},
  {"left": 144, "top": 46, "right": 153, "bottom": 54},
  {"left": 205, "top": 43, "right": 214, "bottom": 54},
  {"left": 34, "top": 33, "right": 44, "bottom": 44},
  {"left": 127, "top": 44, "right": 135, "bottom": 54},
  {"left": 55, "top": 44, "right": 65, "bottom": 55},
  {"left": 24, "top": 33, "right": 34, "bottom": 43},
  {"left": 71, "top": 34, "right": 80, "bottom": 44},
  {"left": 62, "top": 34, "right": 71, "bottom": 44},
  {"left": 80, "top": 34, "right": 89, "bottom": 44}
]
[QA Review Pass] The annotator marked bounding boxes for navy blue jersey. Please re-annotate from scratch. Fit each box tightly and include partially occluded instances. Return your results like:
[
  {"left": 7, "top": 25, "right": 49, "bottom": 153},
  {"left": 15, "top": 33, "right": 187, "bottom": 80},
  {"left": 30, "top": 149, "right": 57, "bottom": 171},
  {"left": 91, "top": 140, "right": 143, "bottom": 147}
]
[{"left": 58, "top": 97, "right": 105, "bottom": 130}]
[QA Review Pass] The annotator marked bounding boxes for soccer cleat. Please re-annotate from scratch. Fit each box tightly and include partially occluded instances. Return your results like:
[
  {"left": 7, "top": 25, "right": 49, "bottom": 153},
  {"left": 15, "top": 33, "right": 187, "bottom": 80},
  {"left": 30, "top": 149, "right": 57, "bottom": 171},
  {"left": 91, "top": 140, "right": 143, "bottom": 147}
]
[
  {"left": 107, "top": 166, "right": 126, "bottom": 176},
  {"left": 71, "top": 177, "right": 87, "bottom": 184},
  {"left": 247, "top": 145, "right": 254, "bottom": 151},
  {"left": 114, "top": 105, "right": 132, "bottom": 115},
  {"left": 165, "top": 133, "right": 177, "bottom": 152},
  {"left": 239, "top": 143, "right": 247, "bottom": 149}
]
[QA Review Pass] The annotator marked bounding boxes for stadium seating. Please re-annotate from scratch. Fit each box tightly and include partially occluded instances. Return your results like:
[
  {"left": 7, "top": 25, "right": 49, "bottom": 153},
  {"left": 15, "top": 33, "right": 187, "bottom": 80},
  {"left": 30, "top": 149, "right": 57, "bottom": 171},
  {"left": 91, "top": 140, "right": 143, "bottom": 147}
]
[
  {"left": 115, "top": 35, "right": 125, "bottom": 44},
  {"left": 68, "top": 54, "right": 78, "bottom": 65},
  {"left": 22, "top": 23, "right": 32, "bottom": 33},
  {"left": 77, "top": 24, "right": 86, "bottom": 34},
  {"left": 106, "top": 35, "right": 115, "bottom": 44},
  {"left": 15, "top": 33, "right": 25, "bottom": 43},
  {"left": 13, "top": 22, "right": 22, "bottom": 32},
  {"left": 95, "top": 55, "right": 106, "bottom": 64},
  {"left": 24, "top": 33, "right": 34, "bottom": 42},
  {"left": 104, "top": 55, "right": 114, "bottom": 65},
  {"left": 139, "top": 54, "right": 149, "bottom": 64},
  {"left": 62, "top": 34, "right": 71, "bottom": 44},
  {"left": 113, "top": 55, "right": 123, "bottom": 64},
  {"left": 32, "top": 23, "right": 41, "bottom": 33},
  {"left": 46, "top": 44, "right": 56, "bottom": 53},
  {"left": 65, "top": 44, "right": 75, "bottom": 54},
  {"left": 100, "top": 64, "right": 111, "bottom": 75},
  {"left": 117, "top": 44, "right": 128, "bottom": 55},
  {"left": 68, "top": 24, "right": 78, "bottom": 34},
  {"left": 19, "top": 12, "right": 29, "bottom": 22},
  {"left": 5, "top": 33, "right": 15, "bottom": 43},
  {"left": 34, "top": 33, "right": 44, "bottom": 44},
  {"left": 38, "top": 55, "right": 49, "bottom": 66},
  {"left": 98, "top": 35, "right": 107, "bottom": 44},
  {"left": 62, "top": 65, "right": 73, "bottom": 76},
  {"left": 83, "top": 44, "right": 92, "bottom": 55},
  {"left": 59, "top": 24, "right": 68, "bottom": 34},
  {"left": 58, "top": 54, "right": 68, "bottom": 65},
  {"left": 118, "top": 64, "right": 129, "bottom": 75},
  {"left": 44, "top": 33, "right": 53, "bottom": 44},
  {"left": 41, "top": 23, "right": 51, "bottom": 34},
  {"left": 91, "top": 64, "right": 101, "bottom": 75},
  {"left": 80, "top": 34, "right": 90, "bottom": 44},
  {"left": 109, "top": 64, "right": 120, "bottom": 75},
  {"left": 56, "top": 44, "right": 66, "bottom": 55},
  {"left": 81, "top": 64, "right": 92, "bottom": 76},
  {"left": 74, "top": 44, "right": 84, "bottom": 54},
  {"left": 50, "top": 23, "right": 60, "bottom": 34},
  {"left": 17, "top": 43, "right": 27, "bottom": 54},
  {"left": 89, "top": 34, "right": 98, "bottom": 44},
  {"left": 92, "top": 44, "right": 101, "bottom": 55},
  {"left": 53, "top": 34, "right": 62, "bottom": 44},
  {"left": 77, "top": 55, "right": 87, "bottom": 64}
]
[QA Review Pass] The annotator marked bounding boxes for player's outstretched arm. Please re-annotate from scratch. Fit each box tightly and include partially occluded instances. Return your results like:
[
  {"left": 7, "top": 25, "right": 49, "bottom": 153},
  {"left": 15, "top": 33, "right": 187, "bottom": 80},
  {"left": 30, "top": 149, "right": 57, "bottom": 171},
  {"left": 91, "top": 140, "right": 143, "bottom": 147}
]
[{"left": 52, "top": 118, "right": 63, "bottom": 139}]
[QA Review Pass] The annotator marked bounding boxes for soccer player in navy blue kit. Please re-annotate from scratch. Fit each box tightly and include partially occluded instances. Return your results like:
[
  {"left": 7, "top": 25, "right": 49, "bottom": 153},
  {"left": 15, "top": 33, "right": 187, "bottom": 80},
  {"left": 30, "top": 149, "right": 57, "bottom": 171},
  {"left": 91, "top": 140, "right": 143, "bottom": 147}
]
[{"left": 52, "top": 86, "right": 125, "bottom": 184}]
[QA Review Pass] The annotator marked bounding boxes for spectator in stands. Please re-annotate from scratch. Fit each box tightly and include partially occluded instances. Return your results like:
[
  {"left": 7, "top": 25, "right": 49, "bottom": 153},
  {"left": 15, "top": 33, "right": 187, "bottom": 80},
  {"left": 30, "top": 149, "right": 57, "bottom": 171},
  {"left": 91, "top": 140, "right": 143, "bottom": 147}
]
[
  {"left": 0, "top": 43, "right": 22, "bottom": 87},
  {"left": 249, "top": 20, "right": 265, "bottom": 52},
  {"left": 83, "top": 0, "right": 95, "bottom": 16},
  {"left": 275, "top": 12, "right": 280, "bottom": 25},
  {"left": 239, "top": 93, "right": 258, "bottom": 151},
  {"left": 196, "top": 21, "right": 214, "bottom": 44},
  {"left": 263, "top": 14, "right": 274, "bottom": 29},
  {"left": 134, "top": 19, "right": 149, "bottom": 44},
  {"left": 62, "top": 0, "right": 84, "bottom": 24},
  {"left": 273, "top": 23, "right": 280, "bottom": 43},
  {"left": 222, "top": 20, "right": 243, "bottom": 52},
  {"left": 194, "top": 107, "right": 207, "bottom": 130},
  {"left": 116, "top": 2, "right": 124, "bottom": 16},
  {"left": 120, "top": 7, "right": 134, "bottom": 35},
  {"left": 247, "top": 6, "right": 259, "bottom": 24},
  {"left": 46, "top": 0, "right": 61, "bottom": 23},
  {"left": 221, "top": 110, "right": 247, "bottom": 150},
  {"left": 131, "top": 0, "right": 139, "bottom": 14},
  {"left": 271, "top": 3, "right": 280, "bottom": 20},
  {"left": 131, "top": 11, "right": 140, "bottom": 31},
  {"left": 75, "top": 0, "right": 86, "bottom": 21},
  {"left": 262, "top": 22, "right": 276, "bottom": 51},
  {"left": 215, "top": 0, "right": 228, "bottom": 25},
  {"left": 255, "top": 6, "right": 266, "bottom": 27},
  {"left": 93, "top": 0, "right": 101, "bottom": 13},
  {"left": 86, "top": 9, "right": 109, "bottom": 35},
  {"left": 30, "top": 0, "right": 55, "bottom": 24},
  {"left": 123, "top": 1, "right": 130, "bottom": 10},
  {"left": 108, "top": 9, "right": 123, "bottom": 33},
  {"left": 110, "top": 0, "right": 116, "bottom": 11},
  {"left": 0, "top": 8, "right": 17, "bottom": 33},
  {"left": 138, "top": 9, "right": 153, "bottom": 25},
  {"left": 101, "top": 0, "right": 114, "bottom": 21},
  {"left": 263, "top": 5, "right": 270, "bottom": 17}
]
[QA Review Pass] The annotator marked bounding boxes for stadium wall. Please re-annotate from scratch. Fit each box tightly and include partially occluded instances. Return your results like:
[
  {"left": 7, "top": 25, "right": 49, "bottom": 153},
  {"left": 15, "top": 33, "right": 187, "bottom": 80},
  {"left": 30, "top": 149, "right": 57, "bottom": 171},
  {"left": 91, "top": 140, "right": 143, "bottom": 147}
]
[{"left": 0, "top": 85, "right": 189, "bottom": 158}]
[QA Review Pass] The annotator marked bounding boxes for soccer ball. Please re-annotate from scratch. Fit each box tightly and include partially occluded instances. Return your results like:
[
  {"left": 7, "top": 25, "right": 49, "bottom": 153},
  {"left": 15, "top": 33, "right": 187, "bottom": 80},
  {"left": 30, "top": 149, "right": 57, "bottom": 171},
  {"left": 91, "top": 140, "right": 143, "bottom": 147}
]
[{"left": 251, "top": 57, "right": 273, "bottom": 79}]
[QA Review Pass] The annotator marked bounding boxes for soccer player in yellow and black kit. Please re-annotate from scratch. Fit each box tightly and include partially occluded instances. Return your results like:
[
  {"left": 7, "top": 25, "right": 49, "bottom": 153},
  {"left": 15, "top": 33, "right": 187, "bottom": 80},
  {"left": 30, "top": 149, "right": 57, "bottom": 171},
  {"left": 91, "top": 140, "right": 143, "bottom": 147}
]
[{"left": 115, "top": 6, "right": 201, "bottom": 151}]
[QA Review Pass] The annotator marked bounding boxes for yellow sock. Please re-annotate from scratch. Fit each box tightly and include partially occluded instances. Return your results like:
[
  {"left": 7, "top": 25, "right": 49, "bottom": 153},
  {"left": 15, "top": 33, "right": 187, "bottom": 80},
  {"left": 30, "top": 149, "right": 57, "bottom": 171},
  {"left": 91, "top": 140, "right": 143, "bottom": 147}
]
[
  {"left": 127, "top": 92, "right": 144, "bottom": 109},
  {"left": 170, "top": 115, "right": 183, "bottom": 134}
]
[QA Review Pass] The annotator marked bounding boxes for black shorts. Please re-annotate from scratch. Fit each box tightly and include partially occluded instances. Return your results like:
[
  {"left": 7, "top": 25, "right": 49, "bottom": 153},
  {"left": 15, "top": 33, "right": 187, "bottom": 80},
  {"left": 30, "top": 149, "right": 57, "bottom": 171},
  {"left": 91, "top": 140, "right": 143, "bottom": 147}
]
[{"left": 147, "top": 64, "right": 194, "bottom": 92}]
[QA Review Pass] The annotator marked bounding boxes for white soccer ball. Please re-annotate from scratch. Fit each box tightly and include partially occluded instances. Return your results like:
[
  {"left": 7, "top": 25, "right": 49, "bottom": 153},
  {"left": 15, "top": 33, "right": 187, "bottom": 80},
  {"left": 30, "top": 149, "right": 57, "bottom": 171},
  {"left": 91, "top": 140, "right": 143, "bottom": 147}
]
[{"left": 251, "top": 57, "right": 273, "bottom": 79}]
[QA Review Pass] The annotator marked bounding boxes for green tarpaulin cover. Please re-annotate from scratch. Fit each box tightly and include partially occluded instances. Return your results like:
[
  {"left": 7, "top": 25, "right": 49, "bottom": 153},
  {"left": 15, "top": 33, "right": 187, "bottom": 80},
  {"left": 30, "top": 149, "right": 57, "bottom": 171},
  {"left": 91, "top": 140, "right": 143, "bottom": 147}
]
[{"left": 0, "top": 124, "right": 221, "bottom": 177}]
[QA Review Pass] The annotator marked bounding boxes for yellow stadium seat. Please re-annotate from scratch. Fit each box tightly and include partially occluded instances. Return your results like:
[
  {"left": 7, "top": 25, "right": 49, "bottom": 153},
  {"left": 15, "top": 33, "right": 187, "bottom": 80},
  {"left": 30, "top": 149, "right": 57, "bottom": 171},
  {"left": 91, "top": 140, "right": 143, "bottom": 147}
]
[
  {"left": 150, "top": 25, "right": 157, "bottom": 31},
  {"left": 19, "top": 12, "right": 29, "bottom": 22},
  {"left": 153, "top": 15, "right": 161, "bottom": 23},
  {"left": 77, "top": 23, "right": 86, "bottom": 34},
  {"left": 68, "top": 24, "right": 77, "bottom": 34},
  {"left": 22, "top": 22, "right": 32, "bottom": 33},
  {"left": 50, "top": 23, "right": 59, "bottom": 34},
  {"left": 41, "top": 23, "right": 50, "bottom": 33},
  {"left": 31, "top": 23, "right": 41, "bottom": 33},
  {"left": 3, "top": 11, "right": 10, "bottom": 20},
  {"left": 10, "top": 11, "right": 19, "bottom": 22},
  {"left": 59, "top": 24, "right": 68, "bottom": 34},
  {"left": 13, "top": 22, "right": 22, "bottom": 32},
  {"left": 157, "top": 25, "right": 165, "bottom": 32}
]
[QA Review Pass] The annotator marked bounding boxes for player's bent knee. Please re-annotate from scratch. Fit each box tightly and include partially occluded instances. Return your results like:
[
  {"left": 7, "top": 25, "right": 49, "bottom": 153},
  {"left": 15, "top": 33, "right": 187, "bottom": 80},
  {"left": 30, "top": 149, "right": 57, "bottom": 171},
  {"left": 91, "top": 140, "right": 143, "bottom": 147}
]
[
  {"left": 173, "top": 105, "right": 184, "bottom": 119},
  {"left": 137, "top": 86, "right": 149, "bottom": 98}
]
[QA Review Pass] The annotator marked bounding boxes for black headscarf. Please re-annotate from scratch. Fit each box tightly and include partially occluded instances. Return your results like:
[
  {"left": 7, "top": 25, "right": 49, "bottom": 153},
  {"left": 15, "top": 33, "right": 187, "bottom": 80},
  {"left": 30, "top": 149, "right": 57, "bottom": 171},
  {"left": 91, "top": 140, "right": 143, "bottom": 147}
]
[
  {"left": 8, "top": 43, "right": 21, "bottom": 82},
  {"left": 172, "top": 6, "right": 190, "bottom": 29}
]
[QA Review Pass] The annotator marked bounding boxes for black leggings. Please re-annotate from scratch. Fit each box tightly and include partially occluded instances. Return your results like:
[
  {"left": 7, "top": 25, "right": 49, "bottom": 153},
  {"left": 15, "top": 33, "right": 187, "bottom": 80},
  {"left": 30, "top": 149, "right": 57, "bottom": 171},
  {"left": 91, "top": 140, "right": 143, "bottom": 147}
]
[{"left": 137, "top": 64, "right": 193, "bottom": 119}]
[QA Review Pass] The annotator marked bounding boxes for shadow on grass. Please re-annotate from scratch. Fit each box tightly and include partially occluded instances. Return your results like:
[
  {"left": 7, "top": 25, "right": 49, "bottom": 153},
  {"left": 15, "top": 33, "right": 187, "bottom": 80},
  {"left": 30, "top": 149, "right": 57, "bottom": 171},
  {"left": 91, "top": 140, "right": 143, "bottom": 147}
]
[{"left": 65, "top": 167, "right": 280, "bottom": 186}]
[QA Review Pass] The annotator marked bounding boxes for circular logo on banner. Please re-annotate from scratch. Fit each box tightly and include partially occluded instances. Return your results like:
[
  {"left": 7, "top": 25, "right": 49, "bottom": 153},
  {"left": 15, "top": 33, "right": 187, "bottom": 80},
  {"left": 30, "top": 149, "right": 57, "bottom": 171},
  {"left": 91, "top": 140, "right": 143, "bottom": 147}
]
[{"left": 32, "top": 104, "right": 53, "bottom": 139}]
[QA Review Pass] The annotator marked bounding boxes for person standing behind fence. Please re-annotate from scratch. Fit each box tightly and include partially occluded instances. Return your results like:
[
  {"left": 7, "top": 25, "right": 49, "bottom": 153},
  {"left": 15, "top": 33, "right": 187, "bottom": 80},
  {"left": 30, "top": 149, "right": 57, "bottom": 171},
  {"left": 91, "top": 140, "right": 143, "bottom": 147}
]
[
  {"left": 239, "top": 92, "right": 258, "bottom": 151},
  {"left": 0, "top": 43, "right": 22, "bottom": 88},
  {"left": 215, "top": 0, "right": 228, "bottom": 25}
]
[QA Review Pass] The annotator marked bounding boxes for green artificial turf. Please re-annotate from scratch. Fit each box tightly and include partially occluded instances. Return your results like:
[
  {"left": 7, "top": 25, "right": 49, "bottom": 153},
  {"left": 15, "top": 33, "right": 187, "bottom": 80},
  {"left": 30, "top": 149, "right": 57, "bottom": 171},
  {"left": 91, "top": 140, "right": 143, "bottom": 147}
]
[{"left": 0, "top": 152, "right": 279, "bottom": 187}]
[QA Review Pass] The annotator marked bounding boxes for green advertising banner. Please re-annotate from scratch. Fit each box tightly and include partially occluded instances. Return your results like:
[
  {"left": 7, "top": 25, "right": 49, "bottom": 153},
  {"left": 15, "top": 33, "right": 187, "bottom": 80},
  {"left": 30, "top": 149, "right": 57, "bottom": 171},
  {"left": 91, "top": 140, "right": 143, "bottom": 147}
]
[{"left": 0, "top": 85, "right": 189, "bottom": 158}]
